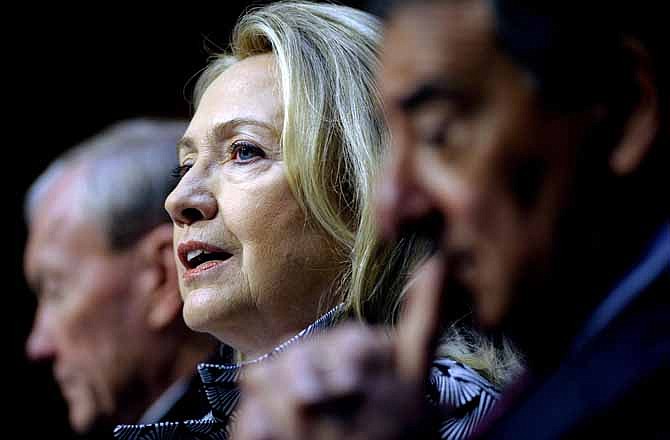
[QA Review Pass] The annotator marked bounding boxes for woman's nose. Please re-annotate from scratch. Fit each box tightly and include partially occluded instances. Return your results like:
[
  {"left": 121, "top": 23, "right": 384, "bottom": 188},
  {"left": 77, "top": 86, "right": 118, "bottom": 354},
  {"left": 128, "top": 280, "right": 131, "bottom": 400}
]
[{"left": 165, "top": 175, "right": 218, "bottom": 226}]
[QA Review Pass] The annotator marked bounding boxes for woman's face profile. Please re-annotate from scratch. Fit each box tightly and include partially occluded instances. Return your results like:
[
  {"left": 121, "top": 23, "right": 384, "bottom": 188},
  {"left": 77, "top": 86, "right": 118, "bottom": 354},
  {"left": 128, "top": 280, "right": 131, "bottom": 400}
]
[{"left": 165, "top": 54, "right": 338, "bottom": 356}]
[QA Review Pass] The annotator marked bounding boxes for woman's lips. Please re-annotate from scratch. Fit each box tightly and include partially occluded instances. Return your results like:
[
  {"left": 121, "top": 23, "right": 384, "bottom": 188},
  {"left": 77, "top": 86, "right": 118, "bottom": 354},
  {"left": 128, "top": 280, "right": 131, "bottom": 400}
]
[
  {"left": 177, "top": 240, "right": 233, "bottom": 281},
  {"left": 183, "top": 260, "right": 229, "bottom": 282}
]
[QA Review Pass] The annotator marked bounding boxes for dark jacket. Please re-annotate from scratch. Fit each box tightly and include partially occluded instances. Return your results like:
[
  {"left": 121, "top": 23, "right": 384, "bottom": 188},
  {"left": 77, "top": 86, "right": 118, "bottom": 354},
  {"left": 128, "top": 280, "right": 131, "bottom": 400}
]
[{"left": 479, "top": 223, "right": 670, "bottom": 439}]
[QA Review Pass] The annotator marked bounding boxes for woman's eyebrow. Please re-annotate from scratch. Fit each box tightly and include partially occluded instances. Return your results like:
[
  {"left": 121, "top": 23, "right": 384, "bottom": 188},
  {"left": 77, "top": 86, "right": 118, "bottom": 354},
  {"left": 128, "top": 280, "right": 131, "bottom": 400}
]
[
  {"left": 177, "top": 119, "right": 281, "bottom": 156},
  {"left": 211, "top": 118, "right": 281, "bottom": 142},
  {"left": 177, "top": 118, "right": 281, "bottom": 156}
]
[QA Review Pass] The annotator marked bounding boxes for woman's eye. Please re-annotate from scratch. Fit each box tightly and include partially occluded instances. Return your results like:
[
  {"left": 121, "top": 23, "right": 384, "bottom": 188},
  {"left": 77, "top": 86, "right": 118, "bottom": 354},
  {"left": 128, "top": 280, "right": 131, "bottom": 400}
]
[
  {"left": 232, "top": 142, "right": 266, "bottom": 163},
  {"left": 172, "top": 164, "right": 192, "bottom": 180}
]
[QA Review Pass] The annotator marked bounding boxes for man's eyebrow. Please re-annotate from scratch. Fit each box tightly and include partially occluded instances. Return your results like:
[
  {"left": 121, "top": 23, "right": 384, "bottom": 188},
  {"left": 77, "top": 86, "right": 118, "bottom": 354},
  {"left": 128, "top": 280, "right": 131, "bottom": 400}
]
[
  {"left": 398, "top": 80, "right": 463, "bottom": 113},
  {"left": 26, "top": 270, "right": 44, "bottom": 297},
  {"left": 27, "top": 274, "right": 40, "bottom": 294}
]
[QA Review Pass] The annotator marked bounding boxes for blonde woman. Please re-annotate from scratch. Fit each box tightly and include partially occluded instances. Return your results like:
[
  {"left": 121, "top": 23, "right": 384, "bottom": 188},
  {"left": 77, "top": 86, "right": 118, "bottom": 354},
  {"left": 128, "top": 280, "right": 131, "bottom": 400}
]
[{"left": 115, "top": 2, "right": 508, "bottom": 439}]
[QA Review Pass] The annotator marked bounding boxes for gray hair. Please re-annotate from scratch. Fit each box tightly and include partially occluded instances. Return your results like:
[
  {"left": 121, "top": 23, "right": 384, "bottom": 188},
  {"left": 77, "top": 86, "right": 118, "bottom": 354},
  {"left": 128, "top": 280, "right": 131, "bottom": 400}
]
[{"left": 25, "top": 118, "right": 187, "bottom": 251}]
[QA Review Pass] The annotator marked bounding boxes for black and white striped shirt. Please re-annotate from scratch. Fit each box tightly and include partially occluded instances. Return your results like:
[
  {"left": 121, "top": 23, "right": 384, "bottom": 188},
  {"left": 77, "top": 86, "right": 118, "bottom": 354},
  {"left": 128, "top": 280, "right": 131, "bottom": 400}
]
[{"left": 114, "top": 305, "right": 499, "bottom": 440}]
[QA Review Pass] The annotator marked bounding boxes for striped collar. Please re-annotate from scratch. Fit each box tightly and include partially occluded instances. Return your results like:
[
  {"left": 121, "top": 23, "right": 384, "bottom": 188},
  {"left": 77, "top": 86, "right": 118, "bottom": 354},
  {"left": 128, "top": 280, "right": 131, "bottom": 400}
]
[
  {"left": 196, "top": 303, "right": 345, "bottom": 417},
  {"left": 114, "top": 304, "right": 345, "bottom": 440}
]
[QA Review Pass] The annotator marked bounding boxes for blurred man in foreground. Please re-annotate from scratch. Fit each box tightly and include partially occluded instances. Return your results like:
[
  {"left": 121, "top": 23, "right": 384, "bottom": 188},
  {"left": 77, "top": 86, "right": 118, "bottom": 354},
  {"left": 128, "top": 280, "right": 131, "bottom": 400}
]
[
  {"left": 376, "top": 1, "right": 669, "bottom": 437},
  {"left": 24, "top": 119, "right": 218, "bottom": 437}
]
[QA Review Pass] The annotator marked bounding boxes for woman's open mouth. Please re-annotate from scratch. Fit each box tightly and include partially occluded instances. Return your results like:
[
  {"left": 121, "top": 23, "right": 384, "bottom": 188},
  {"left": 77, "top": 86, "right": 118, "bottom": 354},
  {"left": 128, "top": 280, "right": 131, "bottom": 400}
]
[{"left": 178, "top": 241, "right": 233, "bottom": 280}]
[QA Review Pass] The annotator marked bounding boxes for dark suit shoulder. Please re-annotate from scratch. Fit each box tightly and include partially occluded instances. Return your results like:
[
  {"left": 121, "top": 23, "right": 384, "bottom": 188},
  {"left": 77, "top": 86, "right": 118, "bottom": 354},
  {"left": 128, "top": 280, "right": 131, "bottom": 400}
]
[{"left": 480, "top": 272, "right": 669, "bottom": 439}]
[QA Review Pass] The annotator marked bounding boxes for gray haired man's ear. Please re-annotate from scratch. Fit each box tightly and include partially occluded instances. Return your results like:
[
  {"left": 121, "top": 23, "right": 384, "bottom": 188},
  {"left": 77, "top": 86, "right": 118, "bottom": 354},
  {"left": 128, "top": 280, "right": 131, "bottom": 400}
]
[{"left": 134, "top": 223, "right": 183, "bottom": 330}]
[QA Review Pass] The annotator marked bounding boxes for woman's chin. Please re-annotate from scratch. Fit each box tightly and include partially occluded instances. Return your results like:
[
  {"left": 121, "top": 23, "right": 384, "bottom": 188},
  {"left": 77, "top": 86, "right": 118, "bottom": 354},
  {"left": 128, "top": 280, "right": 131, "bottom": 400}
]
[
  {"left": 181, "top": 287, "right": 223, "bottom": 334},
  {"left": 181, "top": 286, "right": 246, "bottom": 336}
]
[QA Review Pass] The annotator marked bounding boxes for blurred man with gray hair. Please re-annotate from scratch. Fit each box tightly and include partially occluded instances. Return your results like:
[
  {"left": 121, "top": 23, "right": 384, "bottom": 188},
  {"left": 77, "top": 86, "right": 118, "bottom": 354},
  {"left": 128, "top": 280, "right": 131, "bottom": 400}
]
[{"left": 24, "top": 119, "right": 218, "bottom": 437}]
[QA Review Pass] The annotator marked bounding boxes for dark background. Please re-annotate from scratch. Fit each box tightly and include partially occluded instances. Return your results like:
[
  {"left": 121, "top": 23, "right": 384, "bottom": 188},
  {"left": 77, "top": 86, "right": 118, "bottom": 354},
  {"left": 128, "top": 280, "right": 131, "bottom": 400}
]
[{"left": 7, "top": 2, "right": 368, "bottom": 438}]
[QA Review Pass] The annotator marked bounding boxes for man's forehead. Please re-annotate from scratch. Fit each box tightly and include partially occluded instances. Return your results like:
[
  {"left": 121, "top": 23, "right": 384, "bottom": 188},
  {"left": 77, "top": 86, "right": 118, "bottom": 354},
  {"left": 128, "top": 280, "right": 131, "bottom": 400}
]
[
  {"left": 25, "top": 172, "right": 104, "bottom": 275},
  {"left": 30, "top": 172, "right": 87, "bottom": 233},
  {"left": 381, "top": 0, "right": 495, "bottom": 99}
]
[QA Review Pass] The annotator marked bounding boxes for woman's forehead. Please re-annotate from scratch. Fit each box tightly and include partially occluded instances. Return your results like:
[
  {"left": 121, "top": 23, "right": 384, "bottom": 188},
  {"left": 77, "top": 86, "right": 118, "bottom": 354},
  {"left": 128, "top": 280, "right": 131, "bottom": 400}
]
[{"left": 187, "top": 54, "right": 283, "bottom": 142}]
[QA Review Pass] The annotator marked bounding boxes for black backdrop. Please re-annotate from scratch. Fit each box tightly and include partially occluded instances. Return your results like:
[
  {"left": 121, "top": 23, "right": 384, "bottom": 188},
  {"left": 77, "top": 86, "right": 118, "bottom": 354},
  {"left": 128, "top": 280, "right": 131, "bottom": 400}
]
[{"left": 7, "top": 2, "right": 367, "bottom": 438}]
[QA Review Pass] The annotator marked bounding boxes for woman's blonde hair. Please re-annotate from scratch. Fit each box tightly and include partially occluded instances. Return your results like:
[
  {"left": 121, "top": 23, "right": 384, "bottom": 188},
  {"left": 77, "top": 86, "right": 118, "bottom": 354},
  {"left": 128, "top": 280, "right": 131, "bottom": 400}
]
[
  {"left": 195, "top": 0, "right": 424, "bottom": 325},
  {"left": 194, "top": 0, "right": 522, "bottom": 385}
]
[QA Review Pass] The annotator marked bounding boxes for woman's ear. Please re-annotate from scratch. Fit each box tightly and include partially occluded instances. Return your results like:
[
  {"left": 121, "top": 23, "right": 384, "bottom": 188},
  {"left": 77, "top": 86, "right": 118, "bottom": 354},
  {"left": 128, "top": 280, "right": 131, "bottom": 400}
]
[
  {"left": 609, "top": 39, "right": 660, "bottom": 176},
  {"left": 135, "top": 223, "right": 182, "bottom": 330}
]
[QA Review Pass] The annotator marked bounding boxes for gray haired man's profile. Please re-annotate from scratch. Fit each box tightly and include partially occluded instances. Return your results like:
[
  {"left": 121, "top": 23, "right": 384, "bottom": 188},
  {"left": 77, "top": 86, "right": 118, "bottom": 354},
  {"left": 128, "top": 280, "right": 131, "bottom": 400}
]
[{"left": 24, "top": 119, "right": 219, "bottom": 437}]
